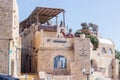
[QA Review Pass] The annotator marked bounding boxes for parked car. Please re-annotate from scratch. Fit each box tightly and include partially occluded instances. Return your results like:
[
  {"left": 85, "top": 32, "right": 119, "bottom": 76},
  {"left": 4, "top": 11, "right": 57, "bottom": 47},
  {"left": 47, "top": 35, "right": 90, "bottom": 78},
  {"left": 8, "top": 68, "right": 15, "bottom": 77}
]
[{"left": 0, "top": 74, "right": 19, "bottom": 80}]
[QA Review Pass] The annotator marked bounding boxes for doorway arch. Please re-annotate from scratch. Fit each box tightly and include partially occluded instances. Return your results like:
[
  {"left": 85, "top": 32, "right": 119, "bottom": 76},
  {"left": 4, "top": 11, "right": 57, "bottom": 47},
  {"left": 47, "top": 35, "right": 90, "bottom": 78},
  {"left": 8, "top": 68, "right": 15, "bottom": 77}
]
[
  {"left": 11, "top": 59, "right": 14, "bottom": 76},
  {"left": 91, "top": 59, "right": 97, "bottom": 71}
]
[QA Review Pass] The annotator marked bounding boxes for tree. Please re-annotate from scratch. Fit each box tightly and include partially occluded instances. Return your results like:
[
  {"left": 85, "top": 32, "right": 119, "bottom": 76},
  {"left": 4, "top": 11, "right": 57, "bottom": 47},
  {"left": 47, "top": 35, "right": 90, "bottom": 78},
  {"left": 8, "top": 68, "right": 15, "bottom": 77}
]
[{"left": 115, "top": 50, "right": 120, "bottom": 60}]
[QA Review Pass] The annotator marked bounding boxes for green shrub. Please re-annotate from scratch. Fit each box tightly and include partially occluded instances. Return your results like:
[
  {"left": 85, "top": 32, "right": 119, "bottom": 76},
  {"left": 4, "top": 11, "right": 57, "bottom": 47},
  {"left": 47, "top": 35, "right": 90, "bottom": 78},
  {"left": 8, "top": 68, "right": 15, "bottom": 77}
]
[{"left": 86, "top": 35, "right": 98, "bottom": 50}]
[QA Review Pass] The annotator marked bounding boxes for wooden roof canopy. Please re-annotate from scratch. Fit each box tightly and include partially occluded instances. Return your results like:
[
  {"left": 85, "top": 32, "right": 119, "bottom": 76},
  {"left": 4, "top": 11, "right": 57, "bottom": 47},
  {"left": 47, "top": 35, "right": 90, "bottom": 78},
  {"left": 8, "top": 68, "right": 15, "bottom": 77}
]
[{"left": 20, "top": 7, "right": 65, "bottom": 27}]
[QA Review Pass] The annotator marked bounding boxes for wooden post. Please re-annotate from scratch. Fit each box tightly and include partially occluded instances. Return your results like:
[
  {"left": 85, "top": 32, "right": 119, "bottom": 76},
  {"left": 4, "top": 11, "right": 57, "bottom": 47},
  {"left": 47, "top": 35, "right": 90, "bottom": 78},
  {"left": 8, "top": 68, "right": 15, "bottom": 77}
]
[
  {"left": 36, "top": 13, "right": 39, "bottom": 25},
  {"left": 56, "top": 16, "right": 58, "bottom": 26},
  {"left": 63, "top": 11, "right": 65, "bottom": 27}
]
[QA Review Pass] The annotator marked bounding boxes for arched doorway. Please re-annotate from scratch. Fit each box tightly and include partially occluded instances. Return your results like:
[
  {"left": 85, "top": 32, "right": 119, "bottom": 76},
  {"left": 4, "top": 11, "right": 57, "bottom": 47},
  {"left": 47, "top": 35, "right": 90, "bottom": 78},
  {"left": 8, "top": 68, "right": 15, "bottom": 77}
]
[
  {"left": 11, "top": 60, "right": 14, "bottom": 76},
  {"left": 54, "top": 55, "right": 67, "bottom": 69},
  {"left": 91, "top": 59, "right": 97, "bottom": 71}
]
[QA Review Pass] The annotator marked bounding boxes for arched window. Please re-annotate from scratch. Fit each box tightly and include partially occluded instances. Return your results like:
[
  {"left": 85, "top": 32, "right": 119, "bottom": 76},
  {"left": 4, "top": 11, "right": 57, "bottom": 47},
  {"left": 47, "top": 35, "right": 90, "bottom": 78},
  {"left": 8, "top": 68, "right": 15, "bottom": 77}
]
[
  {"left": 102, "top": 48, "right": 106, "bottom": 53},
  {"left": 54, "top": 55, "right": 67, "bottom": 69},
  {"left": 108, "top": 48, "right": 113, "bottom": 54}
]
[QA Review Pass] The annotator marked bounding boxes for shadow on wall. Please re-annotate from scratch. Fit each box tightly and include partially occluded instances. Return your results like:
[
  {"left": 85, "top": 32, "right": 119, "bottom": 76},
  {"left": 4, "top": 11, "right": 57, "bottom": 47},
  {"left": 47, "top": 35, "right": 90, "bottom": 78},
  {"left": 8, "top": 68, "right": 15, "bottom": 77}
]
[
  {"left": 91, "top": 59, "right": 97, "bottom": 71},
  {"left": 108, "top": 63, "right": 113, "bottom": 78}
]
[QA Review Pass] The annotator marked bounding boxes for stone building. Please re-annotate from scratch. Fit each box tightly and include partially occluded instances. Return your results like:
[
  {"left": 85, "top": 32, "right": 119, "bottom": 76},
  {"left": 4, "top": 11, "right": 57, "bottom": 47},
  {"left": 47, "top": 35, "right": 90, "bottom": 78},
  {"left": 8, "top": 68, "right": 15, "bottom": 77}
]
[
  {"left": 20, "top": 7, "right": 119, "bottom": 80},
  {"left": 0, "top": 0, "right": 119, "bottom": 79},
  {"left": 0, "top": 0, "right": 21, "bottom": 77}
]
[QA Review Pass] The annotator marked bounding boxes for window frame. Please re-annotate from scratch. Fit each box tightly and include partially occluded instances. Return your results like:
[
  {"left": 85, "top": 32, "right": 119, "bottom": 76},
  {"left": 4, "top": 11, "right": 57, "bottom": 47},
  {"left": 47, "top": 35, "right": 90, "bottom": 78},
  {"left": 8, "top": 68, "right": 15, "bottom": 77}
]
[{"left": 54, "top": 55, "right": 67, "bottom": 69}]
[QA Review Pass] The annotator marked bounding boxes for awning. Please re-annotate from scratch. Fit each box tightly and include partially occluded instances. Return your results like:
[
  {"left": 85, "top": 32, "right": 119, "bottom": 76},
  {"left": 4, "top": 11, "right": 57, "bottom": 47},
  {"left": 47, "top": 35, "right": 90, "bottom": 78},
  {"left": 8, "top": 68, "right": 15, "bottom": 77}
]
[{"left": 20, "top": 7, "right": 64, "bottom": 27}]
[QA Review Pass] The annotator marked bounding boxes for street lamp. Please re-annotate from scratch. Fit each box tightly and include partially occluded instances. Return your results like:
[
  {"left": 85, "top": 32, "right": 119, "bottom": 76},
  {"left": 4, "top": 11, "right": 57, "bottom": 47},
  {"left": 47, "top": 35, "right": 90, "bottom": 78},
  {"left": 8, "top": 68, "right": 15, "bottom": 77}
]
[{"left": 81, "top": 68, "right": 94, "bottom": 80}]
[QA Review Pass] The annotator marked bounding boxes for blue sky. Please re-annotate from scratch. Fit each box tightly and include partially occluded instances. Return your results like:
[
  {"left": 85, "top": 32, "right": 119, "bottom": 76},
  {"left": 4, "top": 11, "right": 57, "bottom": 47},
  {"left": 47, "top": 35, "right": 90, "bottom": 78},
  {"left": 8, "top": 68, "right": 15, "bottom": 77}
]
[{"left": 17, "top": 0, "right": 120, "bottom": 50}]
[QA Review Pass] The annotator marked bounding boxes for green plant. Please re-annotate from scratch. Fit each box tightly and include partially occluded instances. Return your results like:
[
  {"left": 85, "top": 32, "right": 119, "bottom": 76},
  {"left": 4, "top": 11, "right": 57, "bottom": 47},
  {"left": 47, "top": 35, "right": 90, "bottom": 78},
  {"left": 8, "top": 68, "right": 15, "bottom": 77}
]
[
  {"left": 74, "top": 30, "right": 81, "bottom": 37},
  {"left": 86, "top": 35, "right": 98, "bottom": 50},
  {"left": 115, "top": 50, "right": 120, "bottom": 60}
]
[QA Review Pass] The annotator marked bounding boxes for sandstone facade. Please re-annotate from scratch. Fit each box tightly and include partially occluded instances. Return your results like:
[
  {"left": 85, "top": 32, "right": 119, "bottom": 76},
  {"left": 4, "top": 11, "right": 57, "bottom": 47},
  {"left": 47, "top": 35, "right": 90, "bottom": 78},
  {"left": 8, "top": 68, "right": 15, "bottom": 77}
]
[
  {"left": 0, "top": 0, "right": 119, "bottom": 80},
  {"left": 20, "top": 26, "right": 119, "bottom": 80},
  {"left": 19, "top": 7, "right": 119, "bottom": 80},
  {"left": 0, "top": 0, "right": 21, "bottom": 77}
]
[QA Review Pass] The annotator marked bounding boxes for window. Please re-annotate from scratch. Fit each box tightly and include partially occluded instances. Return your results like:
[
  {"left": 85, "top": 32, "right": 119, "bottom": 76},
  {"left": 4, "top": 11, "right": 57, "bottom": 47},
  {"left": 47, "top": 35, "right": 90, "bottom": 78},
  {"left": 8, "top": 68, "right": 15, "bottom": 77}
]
[
  {"left": 54, "top": 55, "right": 66, "bottom": 69},
  {"left": 108, "top": 48, "right": 113, "bottom": 54},
  {"left": 102, "top": 48, "right": 106, "bottom": 53}
]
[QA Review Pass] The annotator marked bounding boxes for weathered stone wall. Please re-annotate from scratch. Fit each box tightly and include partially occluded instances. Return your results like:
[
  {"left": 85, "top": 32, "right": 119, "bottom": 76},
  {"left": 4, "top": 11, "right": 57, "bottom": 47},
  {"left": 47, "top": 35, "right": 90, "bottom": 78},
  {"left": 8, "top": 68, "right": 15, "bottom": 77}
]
[
  {"left": 44, "top": 32, "right": 57, "bottom": 37},
  {"left": 10, "top": 0, "right": 21, "bottom": 76},
  {"left": 71, "top": 36, "right": 91, "bottom": 80},
  {"left": 47, "top": 75, "right": 72, "bottom": 80},
  {"left": 38, "top": 48, "right": 74, "bottom": 74},
  {"left": 36, "top": 30, "right": 74, "bottom": 74},
  {"left": 36, "top": 33, "right": 117, "bottom": 80},
  {"left": 0, "top": 0, "right": 21, "bottom": 76},
  {"left": 20, "top": 24, "right": 37, "bottom": 73},
  {"left": 35, "top": 30, "right": 73, "bottom": 49},
  {"left": 21, "top": 26, "right": 118, "bottom": 80},
  {"left": 0, "top": 40, "right": 9, "bottom": 74},
  {"left": 0, "top": 0, "right": 13, "bottom": 38},
  {"left": 0, "top": 0, "right": 13, "bottom": 74}
]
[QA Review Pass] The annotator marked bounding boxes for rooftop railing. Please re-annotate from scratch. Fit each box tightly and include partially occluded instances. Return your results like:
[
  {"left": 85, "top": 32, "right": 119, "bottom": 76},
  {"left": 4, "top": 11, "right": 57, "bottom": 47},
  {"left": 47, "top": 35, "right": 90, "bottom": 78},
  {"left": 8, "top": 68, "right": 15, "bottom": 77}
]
[{"left": 38, "top": 25, "right": 57, "bottom": 32}]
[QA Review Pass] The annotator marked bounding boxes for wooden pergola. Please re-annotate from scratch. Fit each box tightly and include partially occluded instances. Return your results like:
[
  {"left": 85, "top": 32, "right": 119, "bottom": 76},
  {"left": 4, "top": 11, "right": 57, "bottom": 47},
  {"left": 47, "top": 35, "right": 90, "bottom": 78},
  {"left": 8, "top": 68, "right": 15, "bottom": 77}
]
[{"left": 20, "top": 7, "right": 65, "bottom": 28}]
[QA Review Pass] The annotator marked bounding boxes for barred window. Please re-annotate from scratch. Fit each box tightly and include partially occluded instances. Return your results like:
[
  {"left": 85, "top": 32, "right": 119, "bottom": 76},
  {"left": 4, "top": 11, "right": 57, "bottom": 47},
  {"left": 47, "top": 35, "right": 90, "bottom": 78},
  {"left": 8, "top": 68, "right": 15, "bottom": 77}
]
[{"left": 54, "top": 55, "right": 66, "bottom": 69}]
